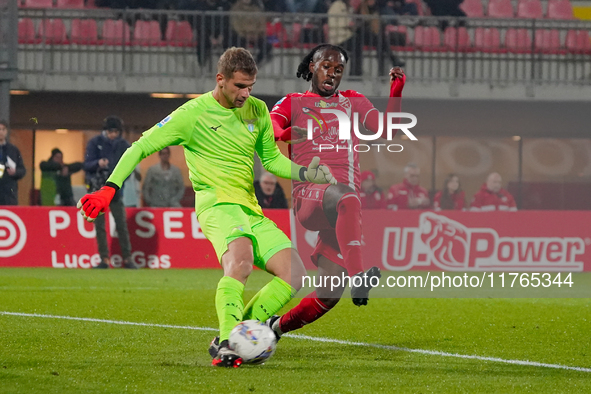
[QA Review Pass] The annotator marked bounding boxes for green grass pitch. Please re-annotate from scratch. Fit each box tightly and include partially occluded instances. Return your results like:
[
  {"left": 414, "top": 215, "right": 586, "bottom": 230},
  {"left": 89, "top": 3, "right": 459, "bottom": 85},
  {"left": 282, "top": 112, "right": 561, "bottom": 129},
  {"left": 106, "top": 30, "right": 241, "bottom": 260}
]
[{"left": 1, "top": 268, "right": 590, "bottom": 393}]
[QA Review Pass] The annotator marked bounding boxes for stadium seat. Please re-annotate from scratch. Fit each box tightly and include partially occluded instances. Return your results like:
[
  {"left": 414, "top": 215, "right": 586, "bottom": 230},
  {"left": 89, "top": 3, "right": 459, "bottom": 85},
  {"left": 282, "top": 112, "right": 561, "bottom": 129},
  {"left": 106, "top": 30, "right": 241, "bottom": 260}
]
[
  {"left": 546, "top": 0, "right": 574, "bottom": 19},
  {"left": 266, "top": 21, "right": 290, "bottom": 48},
  {"left": 38, "top": 19, "right": 68, "bottom": 44},
  {"left": 133, "top": 20, "right": 163, "bottom": 46},
  {"left": 505, "top": 28, "right": 532, "bottom": 53},
  {"left": 444, "top": 27, "right": 472, "bottom": 52},
  {"left": 292, "top": 22, "right": 325, "bottom": 48},
  {"left": 102, "top": 19, "right": 130, "bottom": 45},
  {"left": 23, "top": 0, "right": 53, "bottom": 8},
  {"left": 18, "top": 18, "right": 38, "bottom": 44},
  {"left": 474, "top": 27, "right": 503, "bottom": 52},
  {"left": 56, "top": 0, "right": 85, "bottom": 8},
  {"left": 535, "top": 29, "right": 562, "bottom": 53},
  {"left": 165, "top": 20, "right": 194, "bottom": 47},
  {"left": 460, "top": 0, "right": 484, "bottom": 18},
  {"left": 517, "top": 0, "right": 543, "bottom": 18},
  {"left": 385, "top": 25, "right": 409, "bottom": 50},
  {"left": 71, "top": 19, "right": 99, "bottom": 45},
  {"left": 413, "top": 26, "right": 443, "bottom": 51},
  {"left": 487, "top": 0, "right": 514, "bottom": 18},
  {"left": 565, "top": 30, "right": 591, "bottom": 54}
]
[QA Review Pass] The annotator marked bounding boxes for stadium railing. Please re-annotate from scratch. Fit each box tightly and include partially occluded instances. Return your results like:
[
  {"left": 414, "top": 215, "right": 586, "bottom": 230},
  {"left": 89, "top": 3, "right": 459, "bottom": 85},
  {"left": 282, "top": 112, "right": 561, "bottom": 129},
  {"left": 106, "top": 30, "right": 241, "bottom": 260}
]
[{"left": 13, "top": 8, "right": 591, "bottom": 90}]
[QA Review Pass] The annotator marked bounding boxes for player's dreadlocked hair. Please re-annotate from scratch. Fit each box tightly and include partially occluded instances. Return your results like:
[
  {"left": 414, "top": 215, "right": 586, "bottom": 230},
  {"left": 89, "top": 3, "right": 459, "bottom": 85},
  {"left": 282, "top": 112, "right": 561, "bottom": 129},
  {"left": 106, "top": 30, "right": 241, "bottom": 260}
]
[{"left": 296, "top": 44, "right": 349, "bottom": 82}]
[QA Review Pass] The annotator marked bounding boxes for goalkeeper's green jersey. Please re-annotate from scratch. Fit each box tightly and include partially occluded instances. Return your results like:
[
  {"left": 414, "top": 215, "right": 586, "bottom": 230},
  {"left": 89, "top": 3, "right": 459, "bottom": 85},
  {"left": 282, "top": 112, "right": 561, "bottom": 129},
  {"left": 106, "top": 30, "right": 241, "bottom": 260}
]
[{"left": 107, "top": 91, "right": 303, "bottom": 216}]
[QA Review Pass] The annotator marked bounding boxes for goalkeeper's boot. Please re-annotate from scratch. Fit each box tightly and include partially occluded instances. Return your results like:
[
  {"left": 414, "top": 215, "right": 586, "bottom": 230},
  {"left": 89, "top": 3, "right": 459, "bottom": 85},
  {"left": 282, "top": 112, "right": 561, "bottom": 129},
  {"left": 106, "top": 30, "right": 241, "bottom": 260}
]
[
  {"left": 350, "top": 266, "right": 382, "bottom": 306},
  {"left": 208, "top": 336, "right": 220, "bottom": 359},
  {"left": 211, "top": 342, "right": 242, "bottom": 368},
  {"left": 93, "top": 258, "right": 110, "bottom": 269},
  {"left": 265, "top": 315, "right": 282, "bottom": 342}
]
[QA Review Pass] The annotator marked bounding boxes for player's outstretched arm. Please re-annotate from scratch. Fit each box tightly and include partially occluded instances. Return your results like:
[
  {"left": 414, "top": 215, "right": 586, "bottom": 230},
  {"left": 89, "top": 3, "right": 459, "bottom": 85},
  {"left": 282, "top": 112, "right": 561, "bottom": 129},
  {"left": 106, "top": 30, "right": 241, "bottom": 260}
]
[
  {"left": 363, "top": 67, "right": 406, "bottom": 139},
  {"left": 77, "top": 108, "right": 192, "bottom": 222}
]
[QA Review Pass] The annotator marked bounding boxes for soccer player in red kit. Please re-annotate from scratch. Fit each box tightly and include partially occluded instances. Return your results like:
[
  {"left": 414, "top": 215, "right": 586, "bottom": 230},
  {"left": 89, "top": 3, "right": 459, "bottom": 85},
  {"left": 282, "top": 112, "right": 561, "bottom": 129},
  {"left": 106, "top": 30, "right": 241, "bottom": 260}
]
[{"left": 268, "top": 44, "right": 406, "bottom": 337}]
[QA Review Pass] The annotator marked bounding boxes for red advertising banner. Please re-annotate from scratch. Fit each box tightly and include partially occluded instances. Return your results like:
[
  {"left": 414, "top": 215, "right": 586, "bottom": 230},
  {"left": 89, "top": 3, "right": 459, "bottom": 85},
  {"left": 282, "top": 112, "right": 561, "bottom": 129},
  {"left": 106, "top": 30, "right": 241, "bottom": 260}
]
[
  {"left": 294, "top": 210, "right": 591, "bottom": 272},
  {"left": 0, "top": 207, "right": 289, "bottom": 269},
  {"left": 0, "top": 207, "right": 589, "bottom": 271}
]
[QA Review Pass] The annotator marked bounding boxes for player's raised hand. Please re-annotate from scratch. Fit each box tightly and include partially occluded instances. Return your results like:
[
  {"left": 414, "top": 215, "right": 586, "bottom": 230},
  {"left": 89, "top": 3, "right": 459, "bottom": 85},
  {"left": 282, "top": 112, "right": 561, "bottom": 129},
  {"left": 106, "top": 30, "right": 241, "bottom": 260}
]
[
  {"left": 302, "top": 156, "right": 337, "bottom": 185},
  {"left": 76, "top": 185, "right": 116, "bottom": 222},
  {"left": 389, "top": 67, "right": 406, "bottom": 97}
]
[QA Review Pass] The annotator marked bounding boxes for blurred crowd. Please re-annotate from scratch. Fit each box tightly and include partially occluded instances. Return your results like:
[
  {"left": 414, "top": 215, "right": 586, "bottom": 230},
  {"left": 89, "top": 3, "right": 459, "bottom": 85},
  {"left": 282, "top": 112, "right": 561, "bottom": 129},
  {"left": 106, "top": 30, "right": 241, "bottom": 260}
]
[
  {"left": 360, "top": 164, "right": 516, "bottom": 211},
  {"left": 0, "top": 117, "right": 516, "bottom": 213}
]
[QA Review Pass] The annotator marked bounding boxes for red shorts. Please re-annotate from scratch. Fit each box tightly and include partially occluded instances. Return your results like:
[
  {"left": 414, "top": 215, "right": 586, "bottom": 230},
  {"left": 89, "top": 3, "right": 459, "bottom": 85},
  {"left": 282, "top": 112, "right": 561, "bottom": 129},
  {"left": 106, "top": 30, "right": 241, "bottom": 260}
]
[{"left": 293, "top": 184, "right": 344, "bottom": 268}]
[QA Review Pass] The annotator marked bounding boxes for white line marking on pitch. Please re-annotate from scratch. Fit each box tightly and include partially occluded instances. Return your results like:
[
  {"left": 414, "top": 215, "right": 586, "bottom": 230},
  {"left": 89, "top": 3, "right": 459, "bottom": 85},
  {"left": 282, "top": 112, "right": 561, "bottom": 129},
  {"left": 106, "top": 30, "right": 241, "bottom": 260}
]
[{"left": 2, "top": 311, "right": 590, "bottom": 373}]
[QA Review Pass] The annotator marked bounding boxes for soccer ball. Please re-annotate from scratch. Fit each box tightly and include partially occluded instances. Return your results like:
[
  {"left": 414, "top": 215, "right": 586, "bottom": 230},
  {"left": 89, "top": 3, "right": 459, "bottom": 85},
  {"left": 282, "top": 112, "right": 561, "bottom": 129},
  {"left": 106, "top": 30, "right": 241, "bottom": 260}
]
[{"left": 228, "top": 320, "right": 277, "bottom": 364}]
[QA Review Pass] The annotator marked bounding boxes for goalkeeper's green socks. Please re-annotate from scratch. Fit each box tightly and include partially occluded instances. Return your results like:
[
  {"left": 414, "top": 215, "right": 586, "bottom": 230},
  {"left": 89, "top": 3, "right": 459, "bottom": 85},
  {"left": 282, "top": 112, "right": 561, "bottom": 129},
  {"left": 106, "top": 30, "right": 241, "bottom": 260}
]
[
  {"left": 215, "top": 276, "right": 245, "bottom": 342},
  {"left": 243, "top": 276, "right": 296, "bottom": 322}
]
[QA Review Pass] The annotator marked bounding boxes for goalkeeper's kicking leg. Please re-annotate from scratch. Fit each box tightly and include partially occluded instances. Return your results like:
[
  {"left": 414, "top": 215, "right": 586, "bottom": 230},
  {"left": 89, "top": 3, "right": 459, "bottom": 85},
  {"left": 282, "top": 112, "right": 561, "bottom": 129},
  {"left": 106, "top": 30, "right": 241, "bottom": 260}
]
[{"left": 212, "top": 238, "right": 306, "bottom": 367}]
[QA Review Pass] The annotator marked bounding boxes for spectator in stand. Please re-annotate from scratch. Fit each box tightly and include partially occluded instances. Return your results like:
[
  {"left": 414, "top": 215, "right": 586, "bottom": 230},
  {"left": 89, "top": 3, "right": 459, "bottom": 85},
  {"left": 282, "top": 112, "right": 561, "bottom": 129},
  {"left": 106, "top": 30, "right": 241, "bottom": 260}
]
[
  {"left": 282, "top": 0, "right": 321, "bottom": 13},
  {"left": 40, "top": 148, "right": 83, "bottom": 206},
  {"left": 386, "top": 163, "right": 430, "bottom": 210},
  {"left": 359, "top": 170, "right": 385, "bottom": 209},
  {"left": 179, "top": 0, "right": 231, "bottom": 67},
  {"left": 83, "top": 116, "right": 135, "bottom": 269},
  {"left": 254, "top": 171, "right": 288, "bottom": 209},
  {"left": 142, "top": 147, "right": 185, "bottom": 208},
  {"left": 0, "top": 120, "right": 26, "bottom": 206},
  {"left": 358, "top": 0, "right": 405, "bottom": 70},
  {"left": 470, "top": 172, "right": 517, "bottom": 212},
  {"left": 433, "top": 173, "right": 465, "bottom": 211},
  {"left": 328, "top": 0, "right": 363, "bottom": 76},
  {"left": 424, "top": 0, "right": 466, "bottom": 30},
  {"left": 380, "top": 0, "right": 419, "bottom": 16},
  {"left": 264, "top": 0, "right": 299, "bottom": 13},
  {"left": 229, "top": 0, "right": 273, "bottom": 65}
]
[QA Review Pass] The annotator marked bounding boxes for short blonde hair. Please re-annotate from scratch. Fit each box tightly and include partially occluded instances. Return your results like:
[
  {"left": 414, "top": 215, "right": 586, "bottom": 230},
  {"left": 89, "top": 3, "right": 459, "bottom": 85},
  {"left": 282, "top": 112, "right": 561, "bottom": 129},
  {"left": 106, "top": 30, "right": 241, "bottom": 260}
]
[{"left": 217, "top": 47, "right": 258, "bottom": 79}]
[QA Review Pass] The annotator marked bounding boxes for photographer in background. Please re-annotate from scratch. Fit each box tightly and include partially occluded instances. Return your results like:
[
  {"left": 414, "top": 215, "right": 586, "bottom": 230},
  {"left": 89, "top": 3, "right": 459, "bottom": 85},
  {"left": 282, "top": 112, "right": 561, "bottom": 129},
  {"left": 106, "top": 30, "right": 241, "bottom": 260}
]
[
  {"left": 40, "top": 148, "right": 83, "bottom": 206},
  {"left": 83, "top": 116, "right": 135, "bottom": 269},
  {"left": 0, "top": 120, "right": 26, "bottom": 206}
]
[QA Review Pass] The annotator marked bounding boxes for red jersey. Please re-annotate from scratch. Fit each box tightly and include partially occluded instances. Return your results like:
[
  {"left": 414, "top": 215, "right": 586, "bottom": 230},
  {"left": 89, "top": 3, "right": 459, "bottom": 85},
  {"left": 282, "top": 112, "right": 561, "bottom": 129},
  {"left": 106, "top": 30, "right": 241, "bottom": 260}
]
[
  {"left": 470, "top": 184, "right": 517, "bottom": 211},
  {"left": 270, "top": 90, "right": 377, "bottom": 194},
  {"left": 386, "top": 179, "right": 430, "bottom": 210},
  {"left": 433, "top": 190, "right": 465, "bottom": 211},
  {"left": 360, "top": 189, "right": 386, "bottom": 209}
]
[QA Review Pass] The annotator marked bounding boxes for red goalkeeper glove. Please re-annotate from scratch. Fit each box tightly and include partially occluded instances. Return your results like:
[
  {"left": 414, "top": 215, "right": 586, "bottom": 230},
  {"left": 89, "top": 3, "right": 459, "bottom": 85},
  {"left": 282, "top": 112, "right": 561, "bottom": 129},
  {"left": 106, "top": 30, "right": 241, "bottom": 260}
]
[{"left": 77, "top": 184, "right": 117, "bottom": 222}]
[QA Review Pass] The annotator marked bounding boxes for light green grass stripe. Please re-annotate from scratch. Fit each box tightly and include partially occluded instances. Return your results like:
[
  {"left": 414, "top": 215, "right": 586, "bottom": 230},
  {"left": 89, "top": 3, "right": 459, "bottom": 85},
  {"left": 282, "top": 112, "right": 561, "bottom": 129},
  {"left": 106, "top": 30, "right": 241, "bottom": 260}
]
[{"left": 2, "top": 311, "right": 590, "bottom": 373}]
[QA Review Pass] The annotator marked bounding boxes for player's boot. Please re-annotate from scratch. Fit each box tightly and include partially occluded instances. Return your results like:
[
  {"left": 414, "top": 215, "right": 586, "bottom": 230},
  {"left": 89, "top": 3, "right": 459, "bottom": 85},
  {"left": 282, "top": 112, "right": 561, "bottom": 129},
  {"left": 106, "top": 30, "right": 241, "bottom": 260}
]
[
  {"left": 93, "top": 258, "right": 110, "bottom": 269},
  {"left": 208, "top": 336, "right": 220, "bottom": 358},
  {"left": 122, "top": 259, "right": 138, "bottom": 269},
  {"left": 350, "top": 266, "right": 382, "bottom": 306},
  {"left": 265, "top": 315, "right": 282, "bottom": 341},
  {"left": 211, "top": 342, "right": 242, "bottom": 368}
]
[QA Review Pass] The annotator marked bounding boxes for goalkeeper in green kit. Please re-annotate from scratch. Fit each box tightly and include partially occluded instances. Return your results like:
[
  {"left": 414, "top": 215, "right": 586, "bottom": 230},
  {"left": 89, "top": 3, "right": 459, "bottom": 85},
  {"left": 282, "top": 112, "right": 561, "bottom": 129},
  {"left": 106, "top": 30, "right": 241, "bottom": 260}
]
[{"left": 77, "top": 48, "right": 336, "bottom": 368}]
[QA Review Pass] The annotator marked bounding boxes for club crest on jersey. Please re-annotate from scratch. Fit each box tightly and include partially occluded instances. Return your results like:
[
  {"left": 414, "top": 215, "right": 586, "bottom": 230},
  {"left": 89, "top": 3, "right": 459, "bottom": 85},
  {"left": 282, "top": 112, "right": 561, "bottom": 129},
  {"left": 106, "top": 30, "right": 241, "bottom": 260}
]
[
  {"left": 157, "top": 116, "right": 171, "bottom": 128},
  {"left": 244, "top": 119, "right": 257, "bottom": 132}
]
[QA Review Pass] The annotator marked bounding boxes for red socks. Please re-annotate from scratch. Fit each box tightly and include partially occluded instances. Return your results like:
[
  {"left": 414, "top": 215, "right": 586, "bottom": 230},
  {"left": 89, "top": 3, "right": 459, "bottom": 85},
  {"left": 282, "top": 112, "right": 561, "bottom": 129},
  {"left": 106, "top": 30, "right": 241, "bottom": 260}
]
[
  {"left": 279, "top": 291, "right": 333, "bottom": 333},
  {"left": 335, "top": 194, "right": 364, "bottom": 276}
]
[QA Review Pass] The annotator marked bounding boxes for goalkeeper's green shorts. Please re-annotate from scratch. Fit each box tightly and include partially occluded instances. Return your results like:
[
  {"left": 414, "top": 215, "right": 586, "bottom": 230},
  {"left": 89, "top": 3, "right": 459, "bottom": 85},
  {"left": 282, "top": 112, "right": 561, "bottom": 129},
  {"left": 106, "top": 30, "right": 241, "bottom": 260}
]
[{"left": 197, "top": 203, "right": 292, "bottom": 270}]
